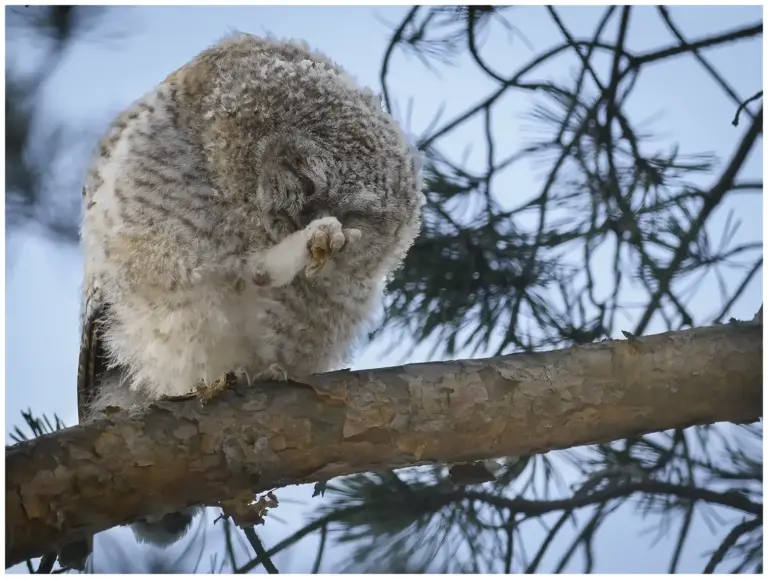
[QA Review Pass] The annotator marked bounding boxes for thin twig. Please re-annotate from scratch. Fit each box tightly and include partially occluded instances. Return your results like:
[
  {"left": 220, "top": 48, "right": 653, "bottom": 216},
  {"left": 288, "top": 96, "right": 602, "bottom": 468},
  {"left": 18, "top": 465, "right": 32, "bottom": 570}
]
[
  {"left": 634, "top": 107, "right": 763, "bottom": 335},
  {"left": 242, "top": 527, "right": 280, "bottom": 574},
  {"left": 732, "top": 90, "right": 763, "bottom": 127},
  {"left": 236, "top": 474, "right": 762, "bottom": 573},
  {"left": 311, "top": 523, "right": 328, "bottom": 573},
  {"left": 703, "top": 518, "right": 762, "bottom": 573},
  {"left": 36, "top": 554, "right": 56, "bottom": 574},
  {"left": 379, "top": 6, "right": 420, "bottom": 115},
  {"left": 657, "top": 6, "right": 751, "bottom": 121},
  {"left": 633, "top": 23, "right": 762, "bottom": 65}
]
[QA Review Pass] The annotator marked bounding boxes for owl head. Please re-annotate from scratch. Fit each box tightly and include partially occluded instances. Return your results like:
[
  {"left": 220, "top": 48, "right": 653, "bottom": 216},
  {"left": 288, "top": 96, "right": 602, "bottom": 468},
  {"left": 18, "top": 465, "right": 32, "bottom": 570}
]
[
  {"left": 254, "top": 127, "right": 423, "bottom": 247},
  {"left": 194, "top": 33, "right": 424, "bottom": 246},
  {"left": 254, "top": 134, "right": 332, "bottom": 240}
]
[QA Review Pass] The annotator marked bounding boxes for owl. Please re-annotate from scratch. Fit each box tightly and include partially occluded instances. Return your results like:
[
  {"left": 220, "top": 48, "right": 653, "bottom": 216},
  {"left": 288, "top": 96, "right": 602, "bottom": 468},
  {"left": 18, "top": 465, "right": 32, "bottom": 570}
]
[{"left": 76, "top": 32, "right": 424, "bottom": 553}]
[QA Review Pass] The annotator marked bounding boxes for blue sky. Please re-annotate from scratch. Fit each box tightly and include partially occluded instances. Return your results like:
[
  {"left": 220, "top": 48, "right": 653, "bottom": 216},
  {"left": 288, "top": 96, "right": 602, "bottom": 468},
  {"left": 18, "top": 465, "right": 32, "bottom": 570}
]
[{"left": 5, "top": 5, "right": 763, "bottom": 573}]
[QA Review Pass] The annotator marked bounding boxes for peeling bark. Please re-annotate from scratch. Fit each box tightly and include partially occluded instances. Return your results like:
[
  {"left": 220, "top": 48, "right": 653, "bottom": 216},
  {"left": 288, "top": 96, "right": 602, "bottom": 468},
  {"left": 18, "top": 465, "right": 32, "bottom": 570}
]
[{"left": 6, "top": 323, "right": 762, "bottom": 566}]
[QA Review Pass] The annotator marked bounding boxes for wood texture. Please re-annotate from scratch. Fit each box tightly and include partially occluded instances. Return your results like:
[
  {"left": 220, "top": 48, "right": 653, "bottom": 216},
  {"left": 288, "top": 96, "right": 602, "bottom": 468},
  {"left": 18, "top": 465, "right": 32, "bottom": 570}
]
[{"left": 6, "top": 323, "right": 762, "bottom": 566}]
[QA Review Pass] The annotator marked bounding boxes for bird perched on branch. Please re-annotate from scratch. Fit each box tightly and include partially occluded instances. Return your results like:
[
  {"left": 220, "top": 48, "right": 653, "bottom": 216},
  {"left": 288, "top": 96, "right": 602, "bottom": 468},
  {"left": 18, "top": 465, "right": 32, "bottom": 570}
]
[{"left": 73, "top": 32, "right": 424, "bottom": 563}]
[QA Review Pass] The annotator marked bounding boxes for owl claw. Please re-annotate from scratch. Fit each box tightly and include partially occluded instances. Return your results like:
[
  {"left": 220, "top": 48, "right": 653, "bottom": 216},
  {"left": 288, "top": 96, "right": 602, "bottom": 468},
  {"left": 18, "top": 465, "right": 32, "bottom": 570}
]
[
  {"left": 252, "top": 363, "right": 289, "bottom": 383},
  {"left": 304, "top": 218, "right": 361, "bottom": 278},
  {"left": 197, "top": 372, "right": 238, "bottom": 404},
  {"left": 195, "top": 365, "right": 288, "bottom": 404}
]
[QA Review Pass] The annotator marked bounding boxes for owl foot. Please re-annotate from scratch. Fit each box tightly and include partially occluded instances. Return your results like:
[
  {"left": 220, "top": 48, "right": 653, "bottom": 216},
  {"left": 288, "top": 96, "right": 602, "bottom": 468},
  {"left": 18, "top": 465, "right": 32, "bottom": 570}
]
[
  {"left": 194, "top": 364, "right": 290, "bottom": 405},
  {"left": 305, "top": 217, "right": 361, "bottom": 278},
  {"left": 251, "top": 363, "right": 289, "bottom": 383},
  {"left": 196, "top": 372, "right": 238, "bottom": 405}
]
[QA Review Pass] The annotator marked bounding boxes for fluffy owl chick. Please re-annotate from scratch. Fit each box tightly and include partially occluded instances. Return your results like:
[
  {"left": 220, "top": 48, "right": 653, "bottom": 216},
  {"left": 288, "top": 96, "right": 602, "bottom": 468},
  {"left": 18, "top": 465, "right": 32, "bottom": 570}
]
[{"left": 78, "top": 32, "right": 424, "bottom": 551}]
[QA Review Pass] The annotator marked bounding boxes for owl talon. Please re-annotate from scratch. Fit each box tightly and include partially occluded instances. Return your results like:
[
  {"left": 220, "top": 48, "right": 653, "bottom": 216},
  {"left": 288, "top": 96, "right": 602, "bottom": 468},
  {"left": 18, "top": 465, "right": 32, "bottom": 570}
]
[
  {"left": 197, "top": 372, "right": 238, "bottom": 404},
  {"left": 304, "top": 218, "right": 360, "bottom": 277},
  {"left": 253, "top": 363, "right": 289, "bottom": 383},
  {"left": 228, "top": 369, "right": 253, "bottom": 396}
]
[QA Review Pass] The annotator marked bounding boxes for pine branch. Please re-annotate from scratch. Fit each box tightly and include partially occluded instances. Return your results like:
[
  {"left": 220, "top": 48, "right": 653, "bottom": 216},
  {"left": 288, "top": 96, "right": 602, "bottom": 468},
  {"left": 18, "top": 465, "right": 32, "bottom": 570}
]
[
  {"left": 5, "top": 322, "right": 761, "bottom": 567},
  {"left": 633, "top": 107, "right": 763, "bottom": 336},
  {"left": 242, "top": 527, "right": 279, "bottom": 574},
  {"left": 703, "top": 517, "right": 762, "bottom": 573}
]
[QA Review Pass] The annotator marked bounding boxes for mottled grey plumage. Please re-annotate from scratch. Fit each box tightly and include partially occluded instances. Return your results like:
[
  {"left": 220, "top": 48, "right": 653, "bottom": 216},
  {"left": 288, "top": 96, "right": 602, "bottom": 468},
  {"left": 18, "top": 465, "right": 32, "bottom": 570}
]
[{"left": 77, "top": 32, "right": 424, "bottom": 554}]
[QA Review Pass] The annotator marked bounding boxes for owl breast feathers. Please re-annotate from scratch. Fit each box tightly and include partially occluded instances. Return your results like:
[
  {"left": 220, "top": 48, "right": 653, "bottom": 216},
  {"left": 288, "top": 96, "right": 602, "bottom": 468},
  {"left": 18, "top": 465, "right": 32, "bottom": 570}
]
[{"left": 76, "top": 32, "right": 423, "bottom": 551}]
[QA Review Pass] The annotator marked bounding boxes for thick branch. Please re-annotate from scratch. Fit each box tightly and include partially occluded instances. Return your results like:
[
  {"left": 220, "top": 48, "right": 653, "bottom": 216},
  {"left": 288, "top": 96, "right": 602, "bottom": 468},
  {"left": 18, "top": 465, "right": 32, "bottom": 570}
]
[{"left": 6, "top": 323, "right": 761, "bottom": 566}]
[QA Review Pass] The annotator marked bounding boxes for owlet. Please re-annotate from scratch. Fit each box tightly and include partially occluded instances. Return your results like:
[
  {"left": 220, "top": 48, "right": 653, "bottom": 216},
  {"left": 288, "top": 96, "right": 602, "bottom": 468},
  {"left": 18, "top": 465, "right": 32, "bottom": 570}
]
[{"left": 77, "top": 32, "right": 424, "bottom": 553}]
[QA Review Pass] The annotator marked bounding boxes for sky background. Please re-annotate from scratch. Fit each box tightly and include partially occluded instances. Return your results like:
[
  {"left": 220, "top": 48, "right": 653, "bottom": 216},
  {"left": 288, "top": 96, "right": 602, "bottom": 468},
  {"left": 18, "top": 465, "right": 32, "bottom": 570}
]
[{"left": 5, "top": 4, "right": 763, "bottom": 573}]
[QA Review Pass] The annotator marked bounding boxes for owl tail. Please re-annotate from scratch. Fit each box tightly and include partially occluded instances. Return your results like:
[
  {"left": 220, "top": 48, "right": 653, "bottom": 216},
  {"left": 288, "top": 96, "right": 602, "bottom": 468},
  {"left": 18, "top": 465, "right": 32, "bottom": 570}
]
[{"left": 130, "top": 507, "right": 201, "bottom": 546}]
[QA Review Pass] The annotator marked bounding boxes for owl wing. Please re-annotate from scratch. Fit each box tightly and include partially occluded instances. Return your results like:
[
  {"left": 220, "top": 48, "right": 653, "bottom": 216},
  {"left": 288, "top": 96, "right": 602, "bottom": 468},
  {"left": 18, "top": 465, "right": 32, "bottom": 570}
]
[{"left": 77, "top": 278, "right": 111, "bottom": 423}]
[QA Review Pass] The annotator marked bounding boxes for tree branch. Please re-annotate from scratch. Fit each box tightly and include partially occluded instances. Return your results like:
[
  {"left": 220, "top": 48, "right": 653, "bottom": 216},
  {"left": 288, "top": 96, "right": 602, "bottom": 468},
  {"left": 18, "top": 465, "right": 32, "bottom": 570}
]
[
  {"left": 242, "top": 527, "right": 279, "bottom": 574},
  {"left": 632, "top": 23, "right": 762, "bottom": 66},
  {"left": 5, "top": 323, "right": 761, "bottom": 567},
  {"left": 633, "top": 106, "right": 763, "bottom": 336},
  {"left": 656, "top": 6, "right": 753, "bottom": 123},
  {"left": 703, "top": 517, "right": 762, "bottom": 573},
  {"left": 236, "top": 476, "right": 762, "bottom": 574},
  {"left": 379, "top": 5, "right": 420, "bottom": 115}
]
